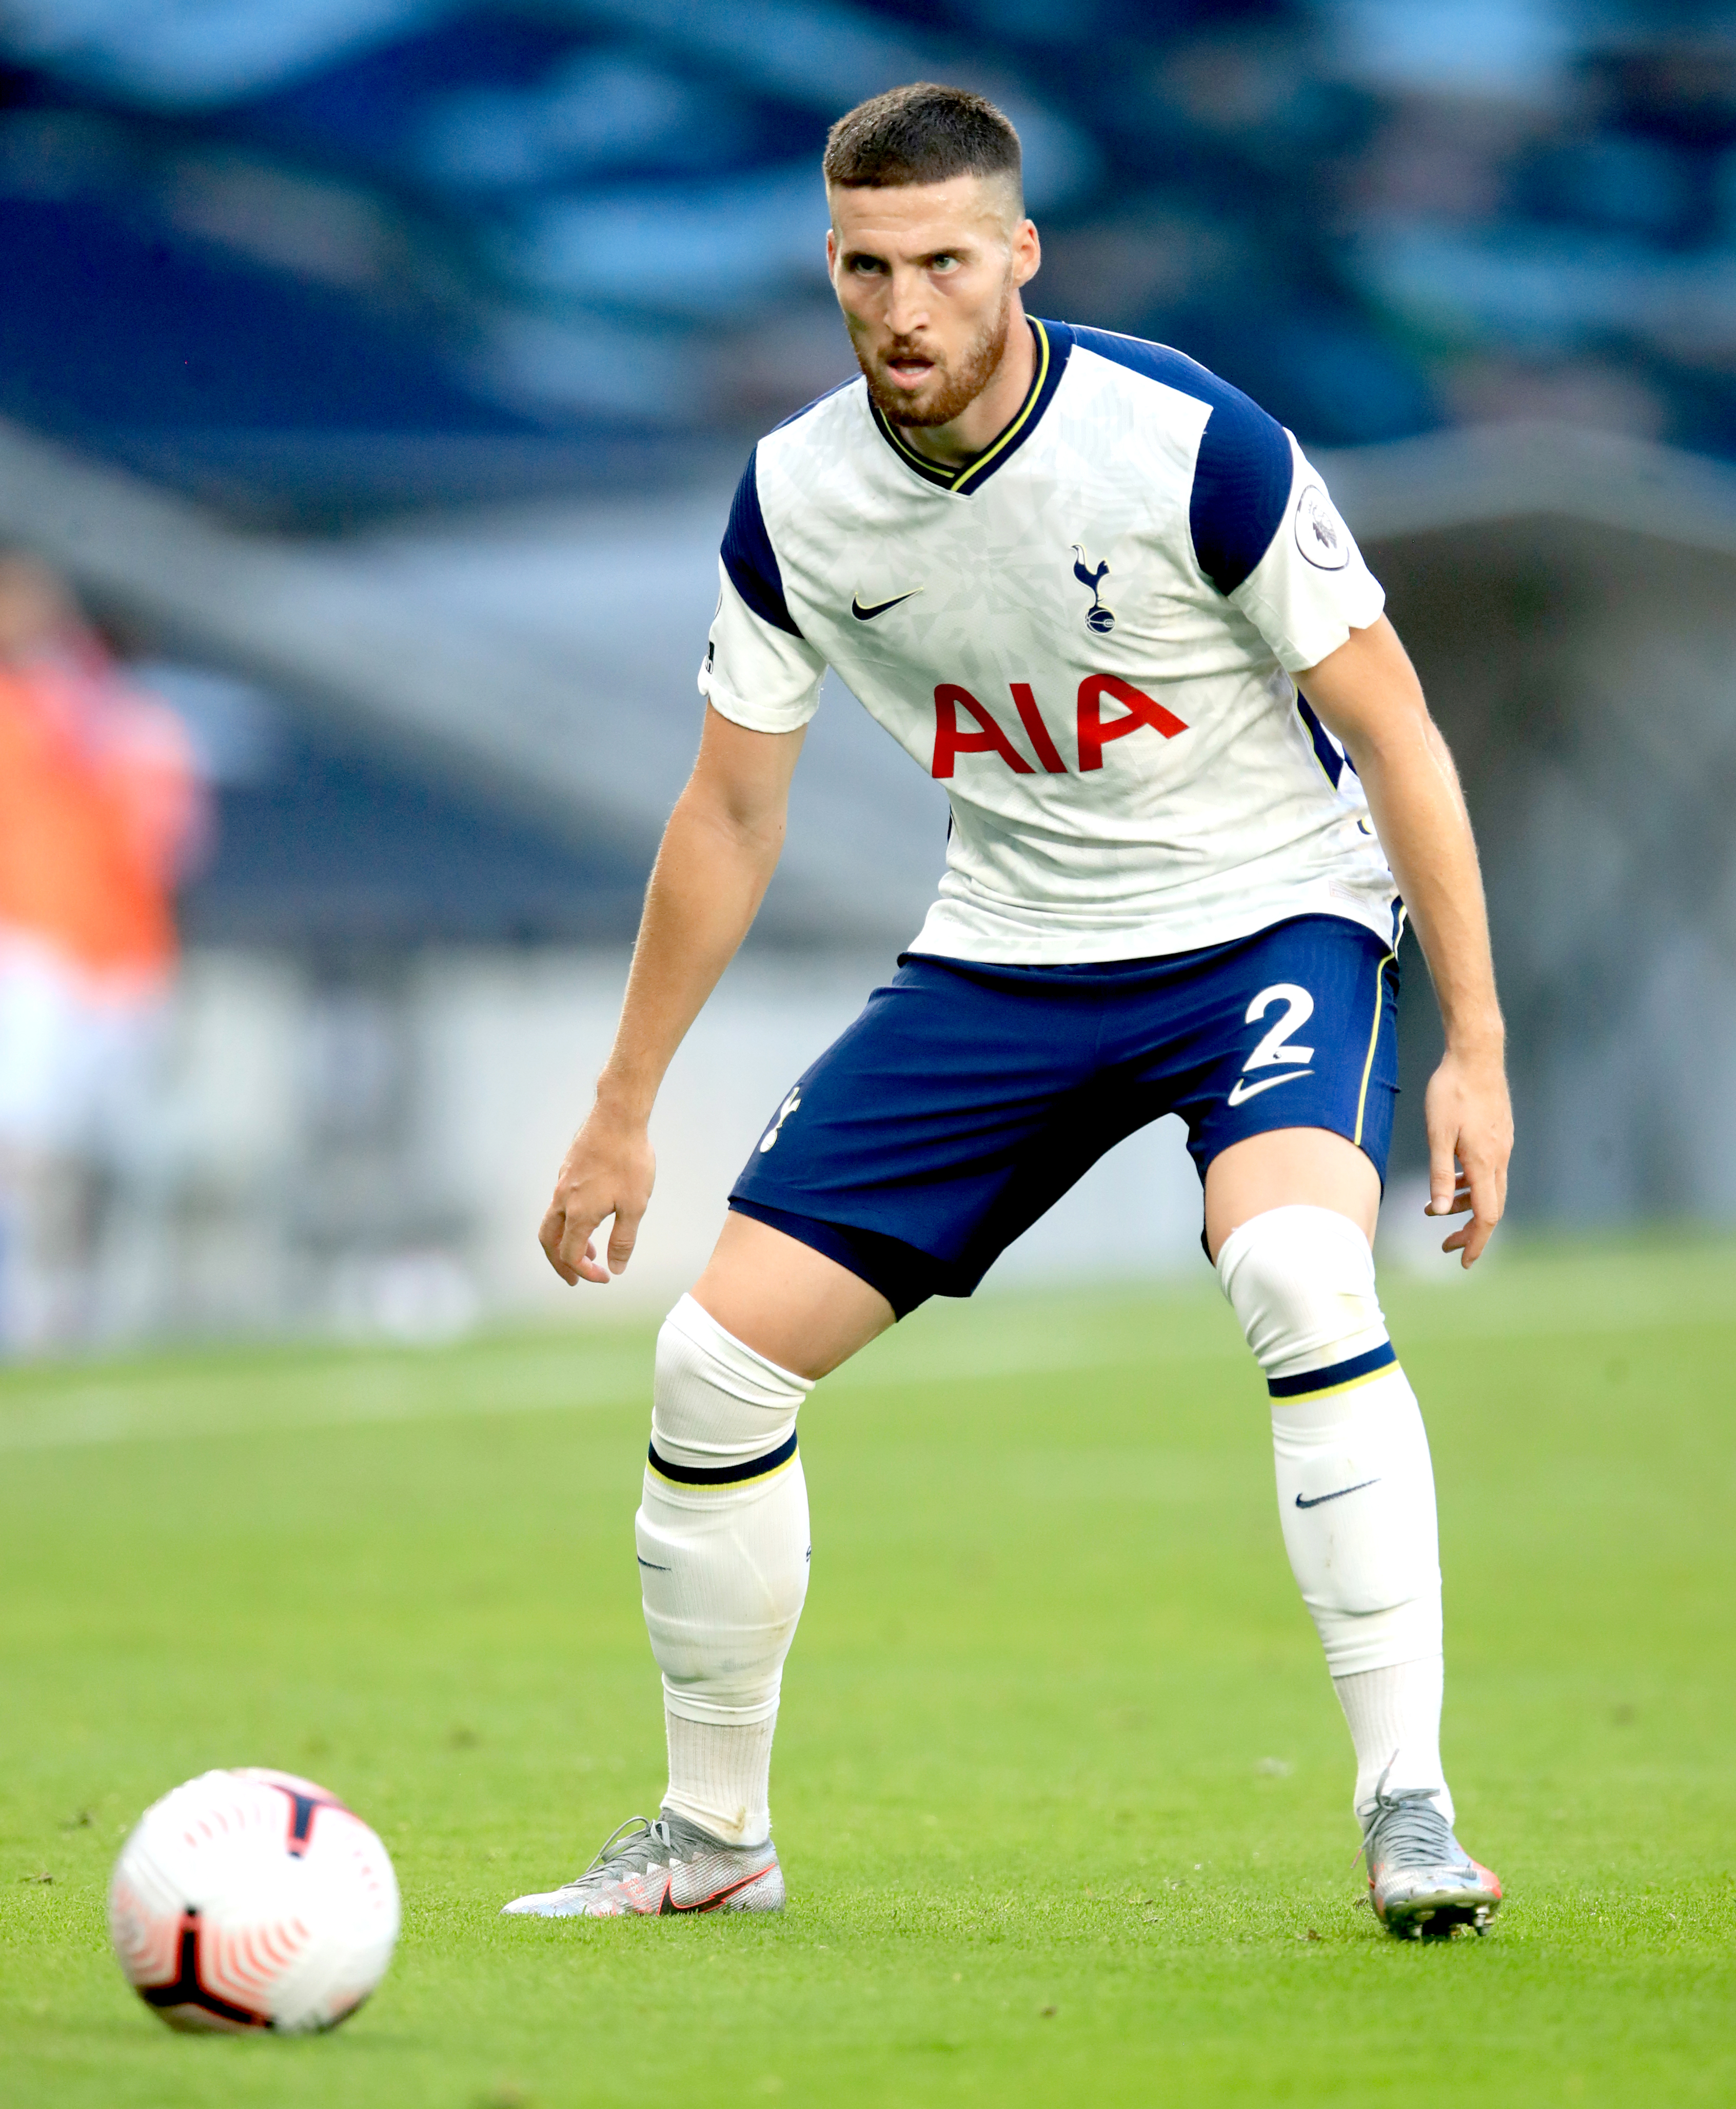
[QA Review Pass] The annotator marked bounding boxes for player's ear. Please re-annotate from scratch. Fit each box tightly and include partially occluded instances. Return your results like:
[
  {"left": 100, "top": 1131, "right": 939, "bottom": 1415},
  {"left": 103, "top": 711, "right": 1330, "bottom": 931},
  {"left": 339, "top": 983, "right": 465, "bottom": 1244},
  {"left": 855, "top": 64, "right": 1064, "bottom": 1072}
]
[
  {"left": 1012, "top": 217, "right": 1040, "bottom": 288},
  {"left": 825, "top": 223, "right": 838, "bottom": 277}
]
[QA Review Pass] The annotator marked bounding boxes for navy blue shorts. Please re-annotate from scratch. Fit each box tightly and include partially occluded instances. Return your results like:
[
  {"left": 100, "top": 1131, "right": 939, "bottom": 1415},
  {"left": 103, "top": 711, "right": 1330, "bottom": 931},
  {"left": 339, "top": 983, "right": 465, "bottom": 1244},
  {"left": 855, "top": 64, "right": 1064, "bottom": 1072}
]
[{"left": 729, "top": 913, "right": 1400, "bottom": 1317}]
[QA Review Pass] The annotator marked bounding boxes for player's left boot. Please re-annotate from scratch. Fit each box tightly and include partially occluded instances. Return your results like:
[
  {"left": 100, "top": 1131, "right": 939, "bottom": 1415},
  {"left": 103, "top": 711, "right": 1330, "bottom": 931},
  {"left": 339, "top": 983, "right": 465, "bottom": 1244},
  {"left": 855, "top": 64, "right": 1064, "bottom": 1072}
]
[
  {"left": 499, "top": 1811, "right": 784, "bottom": 1919},
  {"left": 1360, "top": 1777, "right": 1502, "bottom": 1940}
]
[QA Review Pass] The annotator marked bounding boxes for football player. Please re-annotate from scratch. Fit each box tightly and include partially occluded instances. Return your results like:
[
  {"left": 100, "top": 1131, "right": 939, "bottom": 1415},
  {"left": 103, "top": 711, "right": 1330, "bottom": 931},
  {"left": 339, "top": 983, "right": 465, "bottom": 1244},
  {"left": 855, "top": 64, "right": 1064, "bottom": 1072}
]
[{"left": 505, "top": 85, "right": 1509, "bottom": 1939}]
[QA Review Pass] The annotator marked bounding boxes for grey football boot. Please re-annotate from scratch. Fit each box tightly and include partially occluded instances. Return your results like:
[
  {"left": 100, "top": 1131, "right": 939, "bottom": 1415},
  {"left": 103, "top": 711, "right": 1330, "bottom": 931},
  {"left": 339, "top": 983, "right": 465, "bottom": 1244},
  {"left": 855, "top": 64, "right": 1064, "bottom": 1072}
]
[
  {"left": 500, "top": 1811, "right": 784, "bottom": 1919},
  {"left": 1359, "top": 1773, "right": 1503, "bottom": 1939}
]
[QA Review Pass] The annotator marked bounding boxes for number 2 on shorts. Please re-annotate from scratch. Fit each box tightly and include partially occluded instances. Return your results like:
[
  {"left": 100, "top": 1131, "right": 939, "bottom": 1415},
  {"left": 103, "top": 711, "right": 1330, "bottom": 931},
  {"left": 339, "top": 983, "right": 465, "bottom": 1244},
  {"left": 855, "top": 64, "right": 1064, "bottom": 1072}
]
[
  {"left": 1225, "top": 984, "right": 1318, "bottom": 1106},
  {"left": 1243, "top": 983, "right": 1316, "bottom": 1070}
]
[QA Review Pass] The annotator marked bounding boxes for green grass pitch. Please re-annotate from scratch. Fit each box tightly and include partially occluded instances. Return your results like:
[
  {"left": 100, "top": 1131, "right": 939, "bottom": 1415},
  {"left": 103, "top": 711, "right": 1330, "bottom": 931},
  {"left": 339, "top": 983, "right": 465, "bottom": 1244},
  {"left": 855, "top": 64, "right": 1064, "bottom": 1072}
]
[{"left": 2, "top": 1236, "right": 1732, "bottom": 2107}]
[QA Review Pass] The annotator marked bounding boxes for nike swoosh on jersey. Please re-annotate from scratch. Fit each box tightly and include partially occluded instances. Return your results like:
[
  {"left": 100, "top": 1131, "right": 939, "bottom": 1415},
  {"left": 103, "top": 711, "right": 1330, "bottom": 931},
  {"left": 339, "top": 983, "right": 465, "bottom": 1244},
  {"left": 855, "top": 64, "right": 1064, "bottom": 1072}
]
[
  {"left": 1226, "top": 1068, "right": 1314, "bottom": 1107},
  {"left": 851, "top": 588, "right": 922, "bottom": 621}
]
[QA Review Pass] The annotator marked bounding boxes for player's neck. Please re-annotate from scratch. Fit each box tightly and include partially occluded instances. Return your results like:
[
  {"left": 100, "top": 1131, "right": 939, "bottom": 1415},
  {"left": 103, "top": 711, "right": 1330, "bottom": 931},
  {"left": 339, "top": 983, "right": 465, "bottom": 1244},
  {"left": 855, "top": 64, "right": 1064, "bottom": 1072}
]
[{"left": 896, "top": 302, "right": 1037, "bottom": 468}]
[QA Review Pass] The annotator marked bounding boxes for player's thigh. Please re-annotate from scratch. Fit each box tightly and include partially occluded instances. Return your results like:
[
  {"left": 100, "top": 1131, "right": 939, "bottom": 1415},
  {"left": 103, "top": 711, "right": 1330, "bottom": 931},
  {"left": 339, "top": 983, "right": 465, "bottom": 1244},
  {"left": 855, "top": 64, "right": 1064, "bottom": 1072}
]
[
  {"left": 691, "top": 1211, "right": 895, "bottom": 1381},
  {"left": 1203, "top": 1125, "right": 1380, "bottom": 1262}
]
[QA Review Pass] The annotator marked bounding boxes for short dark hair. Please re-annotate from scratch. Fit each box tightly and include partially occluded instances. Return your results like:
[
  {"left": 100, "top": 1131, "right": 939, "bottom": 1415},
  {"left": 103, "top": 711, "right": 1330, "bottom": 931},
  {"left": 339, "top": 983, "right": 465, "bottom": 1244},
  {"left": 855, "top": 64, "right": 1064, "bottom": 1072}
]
[{"left": 823, "top": 83, "right": 1021, "bottom": 199}]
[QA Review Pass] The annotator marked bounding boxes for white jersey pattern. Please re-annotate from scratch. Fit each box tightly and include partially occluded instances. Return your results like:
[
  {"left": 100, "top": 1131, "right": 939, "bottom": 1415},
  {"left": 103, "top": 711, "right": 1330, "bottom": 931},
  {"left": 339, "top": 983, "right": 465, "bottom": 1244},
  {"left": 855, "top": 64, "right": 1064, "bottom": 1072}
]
[{"left": 699, "top": 318, "right": 1396, "bottom": 965}]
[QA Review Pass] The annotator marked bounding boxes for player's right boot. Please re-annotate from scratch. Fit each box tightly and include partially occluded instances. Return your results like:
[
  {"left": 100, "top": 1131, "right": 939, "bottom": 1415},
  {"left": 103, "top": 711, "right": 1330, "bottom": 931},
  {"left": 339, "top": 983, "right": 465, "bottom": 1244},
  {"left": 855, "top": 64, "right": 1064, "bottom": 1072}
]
[
  {"left": 499, "top": 1811, "right": 784, "bottom": 1919},
  {"left": 1359, "top": 1774, "right": 1503, "bottom": 1939}
]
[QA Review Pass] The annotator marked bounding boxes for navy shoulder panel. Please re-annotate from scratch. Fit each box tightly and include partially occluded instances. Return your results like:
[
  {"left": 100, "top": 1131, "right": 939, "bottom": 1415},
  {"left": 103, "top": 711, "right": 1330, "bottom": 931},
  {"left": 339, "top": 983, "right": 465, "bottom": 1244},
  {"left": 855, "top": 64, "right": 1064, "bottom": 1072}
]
[
  {"left": 1068, "top": 325, "right": 1294, "bottom": 596},
  {"left": 720, "top": 446, "right": 802, "bottom": 639}
]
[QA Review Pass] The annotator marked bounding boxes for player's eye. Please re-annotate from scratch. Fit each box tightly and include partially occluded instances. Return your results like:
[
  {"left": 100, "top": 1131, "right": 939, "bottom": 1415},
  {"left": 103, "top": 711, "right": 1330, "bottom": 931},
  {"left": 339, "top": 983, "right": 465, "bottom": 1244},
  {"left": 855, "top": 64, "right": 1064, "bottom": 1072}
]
[{"left": 930, "top": 253, "right": 958, "bottom": 271}]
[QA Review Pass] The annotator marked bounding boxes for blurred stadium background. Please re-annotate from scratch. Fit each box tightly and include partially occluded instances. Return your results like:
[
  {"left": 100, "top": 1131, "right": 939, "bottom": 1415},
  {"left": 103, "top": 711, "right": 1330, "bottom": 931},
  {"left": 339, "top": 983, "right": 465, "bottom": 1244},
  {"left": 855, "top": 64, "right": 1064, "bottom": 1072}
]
[{"left": 2, "top": 0, "right": 1733, "bottom": 1351}]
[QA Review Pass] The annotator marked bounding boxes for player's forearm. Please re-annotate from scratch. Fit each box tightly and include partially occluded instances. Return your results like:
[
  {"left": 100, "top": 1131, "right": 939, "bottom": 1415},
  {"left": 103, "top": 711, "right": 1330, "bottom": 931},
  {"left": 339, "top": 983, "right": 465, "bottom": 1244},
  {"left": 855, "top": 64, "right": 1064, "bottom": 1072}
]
[
  {"left": 594, "top": 786, "right": 784, "bottom": 1122},
  {"left": 1342, "top": 722, "right": 1503, "bottom": 1054}
]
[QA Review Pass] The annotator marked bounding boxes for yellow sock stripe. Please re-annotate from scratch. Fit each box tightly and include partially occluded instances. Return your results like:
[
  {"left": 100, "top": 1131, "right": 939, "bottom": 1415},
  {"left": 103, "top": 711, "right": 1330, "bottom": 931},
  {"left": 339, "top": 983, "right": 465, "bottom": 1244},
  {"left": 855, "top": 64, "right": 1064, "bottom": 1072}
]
[
  {"left": 1274, "top": 1362, "right": 1402, "bottom": 1405},
  {"left": 645, "top": 1450, "right": 799, "bottom": 1490},
  {"left": 645, "top": 1428, "right": 799, "bottom": 1488}
]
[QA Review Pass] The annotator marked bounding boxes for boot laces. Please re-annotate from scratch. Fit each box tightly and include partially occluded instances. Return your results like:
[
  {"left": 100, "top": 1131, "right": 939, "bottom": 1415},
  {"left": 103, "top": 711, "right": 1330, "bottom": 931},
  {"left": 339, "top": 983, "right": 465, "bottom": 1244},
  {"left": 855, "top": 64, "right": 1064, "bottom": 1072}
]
[
  {"left": 573, "top": 1815, "right": 674, "bottom": 1882},
  {"left": 1356, "top": 1759, "right": 1459, "bottom": 1871}
]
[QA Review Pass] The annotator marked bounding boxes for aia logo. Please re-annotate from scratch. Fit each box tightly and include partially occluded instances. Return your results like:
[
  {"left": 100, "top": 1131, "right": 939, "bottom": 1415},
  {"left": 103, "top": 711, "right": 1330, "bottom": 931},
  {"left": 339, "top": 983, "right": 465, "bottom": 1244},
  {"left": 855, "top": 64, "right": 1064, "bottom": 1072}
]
[
  {"left": 931, "top": 677, "right": 1187, "bottom": 778},
  {"left": 1071, "top": 546, "right": 1114, "bottom": 634}
]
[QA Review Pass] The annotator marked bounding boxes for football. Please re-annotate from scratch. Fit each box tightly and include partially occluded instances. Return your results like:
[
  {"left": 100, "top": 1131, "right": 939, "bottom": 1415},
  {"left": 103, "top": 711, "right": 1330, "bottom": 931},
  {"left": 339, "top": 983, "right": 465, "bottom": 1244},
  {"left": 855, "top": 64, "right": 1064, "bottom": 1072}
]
[{"left": 108, "top": 1767, "right": 400, "bottom": 2034}]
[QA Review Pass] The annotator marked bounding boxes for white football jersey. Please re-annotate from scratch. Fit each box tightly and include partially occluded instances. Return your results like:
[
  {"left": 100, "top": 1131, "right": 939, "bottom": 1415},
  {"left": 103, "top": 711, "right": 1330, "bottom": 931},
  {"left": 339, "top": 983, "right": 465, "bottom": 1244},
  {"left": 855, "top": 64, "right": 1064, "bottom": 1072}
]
[{"left": 699, "top": 318, "right": 1396, "bottom": 964}]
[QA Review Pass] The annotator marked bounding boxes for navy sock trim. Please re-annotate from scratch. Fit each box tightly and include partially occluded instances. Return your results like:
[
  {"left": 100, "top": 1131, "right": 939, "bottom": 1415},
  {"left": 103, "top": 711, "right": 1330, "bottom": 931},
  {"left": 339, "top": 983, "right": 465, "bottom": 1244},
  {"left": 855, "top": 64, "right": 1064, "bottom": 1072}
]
[
  {"left": 1267, "top": 1341, "right": 1396, "bottom": 1399},
  {"left": 647, "top": 1428, "right": 799, "bottom": 1486}
]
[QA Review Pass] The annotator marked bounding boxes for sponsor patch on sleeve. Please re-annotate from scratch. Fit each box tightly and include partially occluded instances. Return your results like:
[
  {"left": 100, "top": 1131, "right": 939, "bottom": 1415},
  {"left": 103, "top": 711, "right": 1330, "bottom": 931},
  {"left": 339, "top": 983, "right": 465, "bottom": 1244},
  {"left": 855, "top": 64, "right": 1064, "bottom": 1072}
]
[{"left": 1294, "top": 484, "right": 1351, "bottom": 571}]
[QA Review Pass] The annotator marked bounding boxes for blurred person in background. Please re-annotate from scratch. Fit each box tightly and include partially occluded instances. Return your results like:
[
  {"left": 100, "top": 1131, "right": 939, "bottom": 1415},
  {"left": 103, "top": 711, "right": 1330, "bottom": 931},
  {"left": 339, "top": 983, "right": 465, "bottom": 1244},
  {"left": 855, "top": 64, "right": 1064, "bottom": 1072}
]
[{"left": 0, "top": 553, "right": 208, "bottom": 1353}]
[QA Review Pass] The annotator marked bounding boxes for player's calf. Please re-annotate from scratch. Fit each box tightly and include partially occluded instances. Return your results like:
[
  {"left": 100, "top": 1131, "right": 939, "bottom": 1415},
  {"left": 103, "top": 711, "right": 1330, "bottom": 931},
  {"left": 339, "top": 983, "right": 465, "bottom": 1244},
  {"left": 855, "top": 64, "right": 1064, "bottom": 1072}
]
[
  {"left": 503, "top": 1296, "right": 811, "bottom": 1921},
  {"left": 1217, "top": 1205, "right": 1504, "bottom": 1929},
  {"left": 1217, "top": 1204, "right": 1443, "bottom": 1690},
  {"left": 637, "top": 1293, "right": 813, "bottom": 1845}
]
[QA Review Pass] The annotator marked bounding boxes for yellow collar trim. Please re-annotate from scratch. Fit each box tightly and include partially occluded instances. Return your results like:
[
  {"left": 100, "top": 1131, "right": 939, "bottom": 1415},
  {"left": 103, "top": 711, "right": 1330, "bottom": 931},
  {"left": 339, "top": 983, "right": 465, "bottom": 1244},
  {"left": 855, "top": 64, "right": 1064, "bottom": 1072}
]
[{"left": 879, "top": 319, "right": 1052, "bottom": 494}]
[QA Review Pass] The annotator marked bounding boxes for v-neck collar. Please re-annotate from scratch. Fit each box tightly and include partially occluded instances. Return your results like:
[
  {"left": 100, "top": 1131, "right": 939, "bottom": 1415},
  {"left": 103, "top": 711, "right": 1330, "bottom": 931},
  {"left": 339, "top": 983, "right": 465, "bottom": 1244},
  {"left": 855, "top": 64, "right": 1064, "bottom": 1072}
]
[{"left": 867, "top": 317, "right": 1073, "bottom": 497}]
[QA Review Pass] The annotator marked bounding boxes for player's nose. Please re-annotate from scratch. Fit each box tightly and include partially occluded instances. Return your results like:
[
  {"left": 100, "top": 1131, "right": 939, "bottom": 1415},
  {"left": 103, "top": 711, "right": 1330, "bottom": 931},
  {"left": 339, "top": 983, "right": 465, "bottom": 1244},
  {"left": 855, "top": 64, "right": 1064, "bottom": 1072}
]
[{"left": 883, "top": 272, "right": 931, "bottom": 336}]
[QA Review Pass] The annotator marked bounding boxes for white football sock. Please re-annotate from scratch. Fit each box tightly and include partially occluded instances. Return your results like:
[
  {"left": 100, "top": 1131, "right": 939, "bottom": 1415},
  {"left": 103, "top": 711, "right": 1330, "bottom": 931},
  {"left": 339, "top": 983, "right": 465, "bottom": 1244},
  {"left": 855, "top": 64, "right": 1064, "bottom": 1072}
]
[
  {"left": 1217, "top": 1206, "right": 1449, "bottom": 1818},
  {"left": 636, "top": 1293, "right": 813, "bottom": 1848},
  {"left": 1266, "top": 1369, "right": 1442, "bottom": 1676},
  {"left": 1333, "top": 1655, "right": 1451, "bottom": 1824},
  {"left": 662, "top": 1713, "right": 779, "bottom": 1848}
]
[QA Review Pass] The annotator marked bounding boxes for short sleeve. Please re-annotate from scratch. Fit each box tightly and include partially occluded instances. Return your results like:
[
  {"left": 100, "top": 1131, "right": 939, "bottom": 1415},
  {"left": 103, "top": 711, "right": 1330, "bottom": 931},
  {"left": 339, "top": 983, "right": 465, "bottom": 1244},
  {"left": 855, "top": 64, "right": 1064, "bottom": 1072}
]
[
  {"left": 1225, "top": 435, "right": 1385, "bottom": 674},
  {"left": 700, "top": 563, "right": 826, "bottom": 731},
  {"left": 698, "top": 446, "right": 826, "bottom": 731}
]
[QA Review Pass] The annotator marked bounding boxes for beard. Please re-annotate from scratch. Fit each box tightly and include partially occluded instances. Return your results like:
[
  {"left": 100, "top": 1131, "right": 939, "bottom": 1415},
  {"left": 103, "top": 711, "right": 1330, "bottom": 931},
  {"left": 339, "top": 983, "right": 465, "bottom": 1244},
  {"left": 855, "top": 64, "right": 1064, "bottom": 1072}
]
[{"left": 854, "top": 284, "right": 1015, "bottom": 430}]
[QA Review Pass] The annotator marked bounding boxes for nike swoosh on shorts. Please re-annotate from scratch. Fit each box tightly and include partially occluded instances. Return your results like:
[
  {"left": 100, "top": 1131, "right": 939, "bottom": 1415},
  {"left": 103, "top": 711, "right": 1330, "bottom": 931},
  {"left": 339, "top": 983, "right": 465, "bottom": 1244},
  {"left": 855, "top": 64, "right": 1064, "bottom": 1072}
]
[
  {"left": 1226, "top": 1068, "right": 1314, "bottom": 1107},
  {"left": 851, "top": 589, "right": 921, "bottom": 621}
]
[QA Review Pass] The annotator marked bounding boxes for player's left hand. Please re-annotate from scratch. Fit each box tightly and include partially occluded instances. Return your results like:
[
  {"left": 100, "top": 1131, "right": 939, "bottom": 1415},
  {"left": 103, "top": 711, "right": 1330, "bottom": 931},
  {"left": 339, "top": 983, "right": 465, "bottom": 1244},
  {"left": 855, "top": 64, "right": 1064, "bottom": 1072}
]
[{"left": 1422, "top": 1044, "right": 1512, "bottom": 1267}]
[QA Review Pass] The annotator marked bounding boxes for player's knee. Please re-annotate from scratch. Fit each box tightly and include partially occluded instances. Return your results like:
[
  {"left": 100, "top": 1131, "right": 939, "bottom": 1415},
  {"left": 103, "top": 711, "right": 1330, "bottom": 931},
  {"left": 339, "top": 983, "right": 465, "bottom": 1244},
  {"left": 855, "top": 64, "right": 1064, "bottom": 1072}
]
[
  {"left": 1215, "top": 1203, "right": 1387, "bottom": 1375},
  {"left": 651, "top": 1291, "right": 812, "bottom": 1473}
]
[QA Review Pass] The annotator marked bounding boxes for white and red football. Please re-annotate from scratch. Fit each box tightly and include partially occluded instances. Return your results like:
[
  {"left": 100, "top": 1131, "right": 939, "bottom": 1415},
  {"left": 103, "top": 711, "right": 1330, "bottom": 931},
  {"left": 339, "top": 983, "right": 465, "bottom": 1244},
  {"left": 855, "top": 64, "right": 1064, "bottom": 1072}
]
[{"left": 108, "top": 1767, "right": 400, "bottom": 2034}]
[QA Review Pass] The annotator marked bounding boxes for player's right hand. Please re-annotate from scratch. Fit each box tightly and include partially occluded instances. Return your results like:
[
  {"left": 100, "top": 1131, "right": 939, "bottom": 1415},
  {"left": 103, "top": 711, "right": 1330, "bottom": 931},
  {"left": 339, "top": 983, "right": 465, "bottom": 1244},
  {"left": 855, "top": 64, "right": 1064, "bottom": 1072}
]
[
  {"left": 539, "top": 1106, "right": 657, "bottom": 1285},
  {"left": 1422, "top": 1043, "right": 1511, "bottom": 1268}
]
